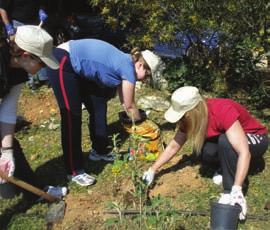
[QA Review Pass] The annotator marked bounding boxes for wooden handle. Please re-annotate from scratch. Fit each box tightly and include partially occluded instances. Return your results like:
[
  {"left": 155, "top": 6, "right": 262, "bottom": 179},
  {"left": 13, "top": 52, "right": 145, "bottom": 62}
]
[{"left": 0, "top": 170, "right": 57, "bottom": 202}]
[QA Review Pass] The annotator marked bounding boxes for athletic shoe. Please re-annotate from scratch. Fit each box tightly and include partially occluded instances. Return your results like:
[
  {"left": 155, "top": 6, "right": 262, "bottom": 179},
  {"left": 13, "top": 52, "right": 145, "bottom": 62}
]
[
  {"left": 88, "top": 149, "right": 115, "bottom": 162},
  {"left": 67, "top": 172, "right": 96, "bottom": 186}
]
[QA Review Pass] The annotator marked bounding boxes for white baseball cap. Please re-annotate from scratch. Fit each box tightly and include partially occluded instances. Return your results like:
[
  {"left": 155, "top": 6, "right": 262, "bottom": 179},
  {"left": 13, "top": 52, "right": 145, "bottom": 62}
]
[
  {"left": 141, "top": 50, "right": 163, "bottom": 81},
  {"left": 164, "top": 86, "right": 203, "bottom": 123},
  {"left": 15, "top": 25, "right": 59, "bottom": 69}
]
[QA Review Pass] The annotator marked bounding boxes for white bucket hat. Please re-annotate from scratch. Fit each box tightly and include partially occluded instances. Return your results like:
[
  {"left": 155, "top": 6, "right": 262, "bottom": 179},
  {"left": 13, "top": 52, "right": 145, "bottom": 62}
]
[
  {"left": 15, "top": 25, "right": 59, "bottom": 69},
  {"left": 141, "top": 50, "right": 163, "bottom": 81},
  {"left": 164, "top": 86, "right": 203, "bottom": 123}
]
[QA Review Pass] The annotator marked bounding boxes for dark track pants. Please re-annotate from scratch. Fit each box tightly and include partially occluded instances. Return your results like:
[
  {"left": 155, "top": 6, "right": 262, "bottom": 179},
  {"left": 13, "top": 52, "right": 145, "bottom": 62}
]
[
  {"left": 200, "top": 133, "right": 268, "bottom": 192},
  {"left": 47, "top": 48, "right": 115, "bottom": 175}
]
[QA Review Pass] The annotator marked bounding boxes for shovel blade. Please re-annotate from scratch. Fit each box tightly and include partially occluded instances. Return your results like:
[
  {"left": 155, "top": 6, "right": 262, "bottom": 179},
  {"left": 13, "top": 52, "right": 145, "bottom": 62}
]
[{"left": 45, "top": 200, "right": 66, "bottom": 225}]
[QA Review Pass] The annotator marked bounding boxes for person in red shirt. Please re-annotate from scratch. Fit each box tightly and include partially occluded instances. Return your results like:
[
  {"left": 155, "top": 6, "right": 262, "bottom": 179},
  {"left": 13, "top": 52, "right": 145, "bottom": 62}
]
[{"left": 143, "top": 86, "right": 268, "bottom": 221}]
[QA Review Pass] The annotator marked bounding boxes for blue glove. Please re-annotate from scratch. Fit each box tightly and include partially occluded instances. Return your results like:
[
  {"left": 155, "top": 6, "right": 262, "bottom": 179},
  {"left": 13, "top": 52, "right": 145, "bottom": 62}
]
[
  {"left": 5, "top": 23, "right": 15, "bottom": 36},
  {"left": 39, "top": 9, "right": 48, "bottom": 22}
]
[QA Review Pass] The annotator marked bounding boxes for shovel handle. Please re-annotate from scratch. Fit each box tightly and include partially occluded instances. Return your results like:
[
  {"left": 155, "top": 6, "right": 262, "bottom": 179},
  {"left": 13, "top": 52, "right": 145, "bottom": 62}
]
[{"left": 0, "top": 170, "right": 57, "bottom": 202}]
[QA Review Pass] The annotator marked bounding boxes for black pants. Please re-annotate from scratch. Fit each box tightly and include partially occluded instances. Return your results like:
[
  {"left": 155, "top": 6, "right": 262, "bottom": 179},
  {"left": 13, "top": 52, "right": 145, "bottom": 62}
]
[
  {"left": 13, "top": 138, "right": 41, "bottom": 200},
  {"left": 47, "top": 48, "right": 115, "bottom": 175},
  {"left": 200, "top": 133, "right": 268, "bottom": 192}
]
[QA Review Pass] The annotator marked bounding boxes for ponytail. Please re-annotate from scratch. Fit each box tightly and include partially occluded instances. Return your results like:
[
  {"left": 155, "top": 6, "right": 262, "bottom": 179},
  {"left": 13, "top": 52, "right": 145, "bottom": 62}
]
[{"left": 131, "top": 47, "right": 142, "bottom": 62}]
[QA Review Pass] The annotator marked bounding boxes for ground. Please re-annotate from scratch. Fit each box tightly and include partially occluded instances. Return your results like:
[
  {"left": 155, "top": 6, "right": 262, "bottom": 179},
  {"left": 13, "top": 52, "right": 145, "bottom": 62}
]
[
  {"left": 0, "top": 85, "right": 269, "bottom": 230},
  {"left": 18, "top": 86, "right": 206, "bottom": 229}
]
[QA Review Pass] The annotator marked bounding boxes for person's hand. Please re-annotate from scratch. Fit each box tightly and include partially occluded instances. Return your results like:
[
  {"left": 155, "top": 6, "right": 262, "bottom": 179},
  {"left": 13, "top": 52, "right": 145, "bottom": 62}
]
[
  {"left": 5, "top": 23, "right": 15, "bottom": 36},
  {"left": 119, "top": 109, "right": 147, "bottom": 125},
  {"left": 142, "top": 167, "right": 155, "bottom": 185},
  {"left": 230, "top": 185, "right": 247, "bottom": 220},
  {"left": 38, "top": 9, "right": 48, "bottom": 22},
  {"left": 0, "top": 148, "right": 15, "bottom": 184}
]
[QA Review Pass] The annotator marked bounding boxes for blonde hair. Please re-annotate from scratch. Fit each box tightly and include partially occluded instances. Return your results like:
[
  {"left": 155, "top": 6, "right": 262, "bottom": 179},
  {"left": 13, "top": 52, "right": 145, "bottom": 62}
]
[
  {"left": 131, "top": 47, "right": 150, "bottom": 70},
  {"left": 178, "top": 99, "right": 208, "bottom": 155}
]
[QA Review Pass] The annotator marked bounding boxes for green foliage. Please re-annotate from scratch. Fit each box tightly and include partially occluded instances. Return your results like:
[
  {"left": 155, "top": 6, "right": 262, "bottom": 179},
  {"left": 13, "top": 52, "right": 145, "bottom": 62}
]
[
  {"left": 90, "top": 0, "right": 270, "bottom": 108},
  {"left": 163, "top": 58, "right": 217, "bottom": 92}
]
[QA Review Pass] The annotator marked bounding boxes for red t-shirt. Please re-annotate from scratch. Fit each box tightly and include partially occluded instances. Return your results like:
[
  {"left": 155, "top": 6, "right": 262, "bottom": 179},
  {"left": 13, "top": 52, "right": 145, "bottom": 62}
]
[{"left": 206, "top": 98, "right": 268, "bottom": 139}]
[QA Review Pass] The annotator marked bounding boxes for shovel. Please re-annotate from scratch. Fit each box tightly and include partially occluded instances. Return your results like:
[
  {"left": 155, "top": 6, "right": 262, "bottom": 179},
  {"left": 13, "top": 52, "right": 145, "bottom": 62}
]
[
  {"left": 0, "top": 170, "right": 57, "bottom": 202},
  {"left": 0, "top": 170, "right": 66, "bottom": 225}
]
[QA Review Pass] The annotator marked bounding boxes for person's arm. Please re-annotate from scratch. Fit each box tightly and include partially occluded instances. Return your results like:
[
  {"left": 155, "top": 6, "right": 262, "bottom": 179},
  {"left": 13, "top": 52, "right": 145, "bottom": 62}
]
[
  {"left": 0, "top": 122, "right": 15, "bottom": 148},
  {"left": 225, "top": 120, "right": 250, "bottom": 220},
  {"left": 151, "top": 130, "right": 187, "bottom": 172},
  {"left": 117, "top": 80, "right": 140, "bottom": 120},
  {"left": 0, "top": 84, "right": 23, "bottom": 182},
  {"left": 225, "top": 120, "right": 251, "bottom": 187},
  {"left": 142, "top": 129, "right": 187, "bottom": 185},
  {"left": 0, "top": 7, "right": 10, "bottom": 25},
  {"left": 0, "top": 7, "right": 15, "bottom": 37}
]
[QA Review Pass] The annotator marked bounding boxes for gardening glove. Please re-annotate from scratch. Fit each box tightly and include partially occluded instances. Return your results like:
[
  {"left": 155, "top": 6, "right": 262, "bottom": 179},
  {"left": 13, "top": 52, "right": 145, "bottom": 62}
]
[
  {"left": 5, "top": 23, "right": 15, "bottom": 36},
  {"left": 230, "top": 185, "right": 247, "bottom": 220},
  {"left": 142, "top": 167, "right": 155, "bottom": 185},
  {"left": 38, "top": 9, "right": 48, "bottom": 22},
  {"left": 0, "top": 148, "right": 15, "bottom": 184}
]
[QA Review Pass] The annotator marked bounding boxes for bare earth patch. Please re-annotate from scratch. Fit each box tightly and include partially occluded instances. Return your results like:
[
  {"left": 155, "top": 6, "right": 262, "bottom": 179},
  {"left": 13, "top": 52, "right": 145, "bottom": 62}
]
[
  {"left": 55, "top": 156, "right": 206, "bottom": 229},
  {"left": 18, "top": 88, "right": 59, "bottom": 125},
  {"left": 17, "top": 87, "right": 207, "bottom": 229}
]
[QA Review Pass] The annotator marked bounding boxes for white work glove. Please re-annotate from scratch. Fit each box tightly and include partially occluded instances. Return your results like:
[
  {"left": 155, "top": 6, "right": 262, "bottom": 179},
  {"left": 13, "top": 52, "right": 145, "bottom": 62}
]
[
  {"left": 0, "top": 148, "right": 15, "bottom": 184},
  {"left": 142, "top": 167, "right": 155, "bottom": 185},
  {"left": 230, "top": 185, "right": 247, "bottom": 220}
]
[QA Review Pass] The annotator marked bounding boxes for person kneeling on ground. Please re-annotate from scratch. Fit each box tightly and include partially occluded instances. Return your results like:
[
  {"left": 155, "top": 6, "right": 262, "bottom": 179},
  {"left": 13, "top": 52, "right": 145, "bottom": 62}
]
[{"left": 143, "top": 86, "right": 268, "bottom": 220}]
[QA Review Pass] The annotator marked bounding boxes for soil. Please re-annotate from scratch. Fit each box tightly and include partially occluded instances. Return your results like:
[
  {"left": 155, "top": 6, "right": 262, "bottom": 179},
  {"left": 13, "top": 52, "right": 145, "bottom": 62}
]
[
  {"left": 18, "top": 87, "right": 206, "bottom": 229},
  {"left": 18, "top": 88, "right": 59, "bottom": 125},
  {"left": 55, "top": 154, "right": 205, "bottom": 229}
]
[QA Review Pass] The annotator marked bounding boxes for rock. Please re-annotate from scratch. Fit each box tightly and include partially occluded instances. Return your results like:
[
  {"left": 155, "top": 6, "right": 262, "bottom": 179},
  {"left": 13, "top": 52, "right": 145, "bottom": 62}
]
[{"left": 137, "top": 96, "right": 170, "bottom": 112}]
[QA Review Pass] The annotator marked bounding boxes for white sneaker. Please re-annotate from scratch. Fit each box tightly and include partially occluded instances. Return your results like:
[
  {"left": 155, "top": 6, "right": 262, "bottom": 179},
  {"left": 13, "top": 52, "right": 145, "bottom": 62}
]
[
  {"left": 88, "top": 149, "right": 115, "bottom": 162},
  {"left": 46, "top": 186, "right": 68, "bottom": 199},
  {"left": 212, "top": 171, "right": 223, "bottom": 185},
  {"left": 68, "top": 172, "right": 96, "bottom": 186},
  {"left": 218, "top": 193, "right": 231, "bottom": 204}
]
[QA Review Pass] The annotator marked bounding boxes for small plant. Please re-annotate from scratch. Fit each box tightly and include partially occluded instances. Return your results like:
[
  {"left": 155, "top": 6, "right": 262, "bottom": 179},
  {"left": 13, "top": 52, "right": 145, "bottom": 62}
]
[{"left": 110, "top": 133, "right": 128, "bottom": 177}]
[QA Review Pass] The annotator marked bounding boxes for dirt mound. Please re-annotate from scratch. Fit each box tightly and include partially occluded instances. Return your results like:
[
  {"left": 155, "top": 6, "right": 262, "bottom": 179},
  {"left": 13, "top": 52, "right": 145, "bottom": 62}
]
[
  {"left": 149, "top": 155, "right": 204, "bottom": 198},
  {"left": 150, "top": 165, "right": 204, "bottom": 197}
]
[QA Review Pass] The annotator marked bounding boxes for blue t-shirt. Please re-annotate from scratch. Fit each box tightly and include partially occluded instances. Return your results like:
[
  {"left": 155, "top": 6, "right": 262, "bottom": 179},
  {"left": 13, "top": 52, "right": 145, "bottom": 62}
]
[{"left": 69, "top": 39, "right": 136, "bottom": 87}]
